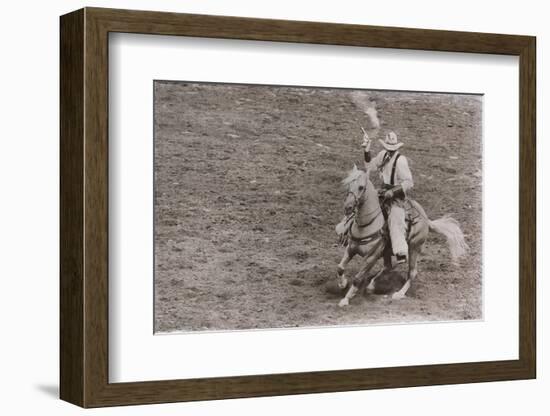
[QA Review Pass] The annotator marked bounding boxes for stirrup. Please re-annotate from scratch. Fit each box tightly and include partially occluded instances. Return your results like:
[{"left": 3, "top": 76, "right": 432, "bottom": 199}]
[{"left": 395, "top": 254, "right": 407, "bottom": 264}]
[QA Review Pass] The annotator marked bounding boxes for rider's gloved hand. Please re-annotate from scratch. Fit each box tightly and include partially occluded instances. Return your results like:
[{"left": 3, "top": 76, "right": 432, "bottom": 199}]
[{"left": 384, "top": 189, "right": 394, "bottom": 200}]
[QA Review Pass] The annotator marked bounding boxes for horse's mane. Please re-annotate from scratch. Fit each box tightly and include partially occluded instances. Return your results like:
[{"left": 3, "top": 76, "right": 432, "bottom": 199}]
[{"left": 341, "top": 167, "right": 365, "bottom": 187}]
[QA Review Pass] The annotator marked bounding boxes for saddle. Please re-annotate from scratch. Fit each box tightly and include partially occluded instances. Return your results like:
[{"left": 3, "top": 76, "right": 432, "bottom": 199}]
[
  {"left": 378, "top": 184, "right": 420, "bottom": 220},
  {"left": 337, "top": 195, "right": 421, "bottom": 248}
]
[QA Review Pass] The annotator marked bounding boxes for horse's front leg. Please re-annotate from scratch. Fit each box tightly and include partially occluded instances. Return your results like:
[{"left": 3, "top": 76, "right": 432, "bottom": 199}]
[
  {"left": 336, "top": 248, "right": 355, "bottom": 290},
  {"left": 339, "top": 239, "right": 384, "bottom": 307}
]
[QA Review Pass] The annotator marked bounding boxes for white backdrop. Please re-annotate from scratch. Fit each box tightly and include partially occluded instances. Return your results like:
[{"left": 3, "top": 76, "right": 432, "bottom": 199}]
[{"left": 0, "top": 0, "right": 545, "bottom": 415}]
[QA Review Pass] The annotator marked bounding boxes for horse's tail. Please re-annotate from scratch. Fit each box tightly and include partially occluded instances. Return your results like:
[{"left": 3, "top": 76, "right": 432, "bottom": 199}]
[{"left": 428, "top": 216, "right": 468, "bottom": 263}]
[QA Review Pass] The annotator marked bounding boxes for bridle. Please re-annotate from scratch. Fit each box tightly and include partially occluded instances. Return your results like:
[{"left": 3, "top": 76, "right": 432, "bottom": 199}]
[
  {"left": 345, "top": 178, "right": 366, "bottom": 211},
  {"left": 345, "top": 177, "right": 367, "bottom": 215},
  {"left": 345, "top": 178, "right": 381, "bottom": 228}
]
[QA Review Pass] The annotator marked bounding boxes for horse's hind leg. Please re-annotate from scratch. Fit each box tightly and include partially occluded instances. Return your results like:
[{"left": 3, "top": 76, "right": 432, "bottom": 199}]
[
  {"left": 365, "top": 268, "right": 384, "bottom": 294},
  {"left": 383, "top": 244, "right": 393, "bottom": 271},
  {"left": 392, "top": 245, "right": 420, "bottom": 300},
  {"left": 366, "top": 244, "right": 393, "bottom": 293}
]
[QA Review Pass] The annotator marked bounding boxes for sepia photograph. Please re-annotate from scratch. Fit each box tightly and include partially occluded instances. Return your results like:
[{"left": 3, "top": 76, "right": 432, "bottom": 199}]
[{"left": 153, "top": 81, "right": 482, "bottom": 333}]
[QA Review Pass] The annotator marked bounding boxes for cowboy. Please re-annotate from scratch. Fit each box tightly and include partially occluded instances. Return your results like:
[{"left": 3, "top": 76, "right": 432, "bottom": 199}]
[{"left": 361, "top": 131, "right": 414, "bottom": 264}]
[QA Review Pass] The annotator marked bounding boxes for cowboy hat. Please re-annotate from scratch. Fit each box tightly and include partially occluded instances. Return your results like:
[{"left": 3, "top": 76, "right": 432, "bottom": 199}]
[{"left": 379, "top": 131, "right": 404, "bottom": 151}]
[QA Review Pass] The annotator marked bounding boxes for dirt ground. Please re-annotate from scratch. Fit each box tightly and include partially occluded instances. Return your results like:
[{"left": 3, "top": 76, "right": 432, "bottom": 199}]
[{"left": 153, "top": 81, "right": 482, "bottom": 333}]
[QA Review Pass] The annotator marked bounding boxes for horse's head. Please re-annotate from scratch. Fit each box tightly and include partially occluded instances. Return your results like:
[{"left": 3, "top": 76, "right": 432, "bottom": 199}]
[{"left": 342, "top": 164, "right": 368, "bottom": 216}]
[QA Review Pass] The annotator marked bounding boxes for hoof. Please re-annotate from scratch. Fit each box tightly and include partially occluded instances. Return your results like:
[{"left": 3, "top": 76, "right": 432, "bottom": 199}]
[
  {"left": 365, "top": 280, "right": 376, "bottom": 294},
  {"left": 326, "top": 279, "right": 348, "bottom": 295},
  {"left": 391, "top": 292, "right": 406, "bottom": 300},
  {"left": 337, "top": 277, "right": 349, "bottom": 290},
  {"left": 338, "top": 298, "right": 349, "bottom": 308}
]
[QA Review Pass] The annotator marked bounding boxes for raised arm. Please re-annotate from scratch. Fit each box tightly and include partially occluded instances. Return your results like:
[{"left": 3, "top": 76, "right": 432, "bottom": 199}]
[{"left": 361, "top": 131, "right": 382, "bottom": 173}]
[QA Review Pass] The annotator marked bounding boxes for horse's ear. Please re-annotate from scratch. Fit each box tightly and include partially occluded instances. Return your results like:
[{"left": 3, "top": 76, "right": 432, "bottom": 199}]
[{"left": 352, "top": 163, "right": 358, "bottom": 172}]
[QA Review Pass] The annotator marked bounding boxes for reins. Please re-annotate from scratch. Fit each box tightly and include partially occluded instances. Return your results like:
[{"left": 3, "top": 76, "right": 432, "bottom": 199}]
[
  {"left": 345, "top": 178, "right": 381, "bottom": 228},
  {"left": 355, "top": 206, "right": 382, "bottom": 228},
  {"left": 344, "top": 177, "right": 384, "bottom": 246},
  {"left": 349, "top": 225, "right": 384, "bottom": 245},
  {"left": 349, "top": 208, "right": 384, "bottom": 245}
]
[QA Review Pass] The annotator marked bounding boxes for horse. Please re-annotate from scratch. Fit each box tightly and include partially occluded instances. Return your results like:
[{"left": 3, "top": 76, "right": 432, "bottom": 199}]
[{"left": 333, "top": 164, "right": 468, "bottom": 307}]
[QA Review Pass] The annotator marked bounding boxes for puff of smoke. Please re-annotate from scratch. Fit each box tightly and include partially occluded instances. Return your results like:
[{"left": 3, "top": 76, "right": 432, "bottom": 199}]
[{"left": 349, "top": 91, "right": 381, "bottom": 133}]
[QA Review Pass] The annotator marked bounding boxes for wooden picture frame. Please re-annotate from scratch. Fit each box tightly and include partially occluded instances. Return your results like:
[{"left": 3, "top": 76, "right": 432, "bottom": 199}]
[{"left": 60, "top": 7, "right": 536, "bottom": 408}]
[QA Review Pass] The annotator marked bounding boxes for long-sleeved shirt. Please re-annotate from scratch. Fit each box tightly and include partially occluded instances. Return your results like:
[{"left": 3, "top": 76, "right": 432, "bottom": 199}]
[{"left": 364, "top": 150, "right": 414, "bottom": 193}]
